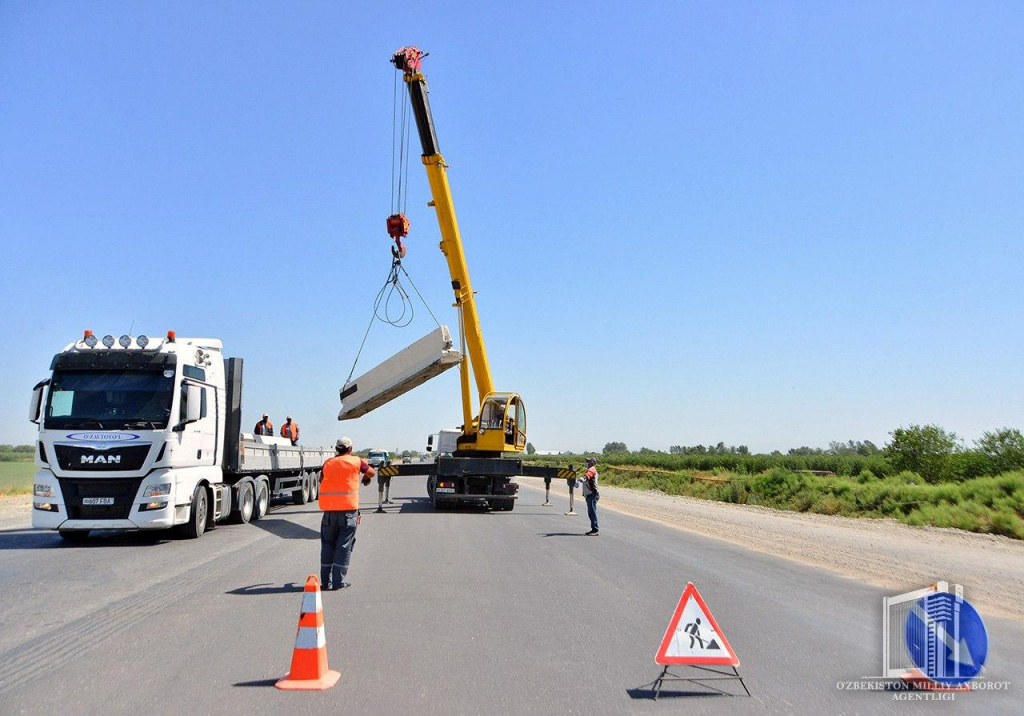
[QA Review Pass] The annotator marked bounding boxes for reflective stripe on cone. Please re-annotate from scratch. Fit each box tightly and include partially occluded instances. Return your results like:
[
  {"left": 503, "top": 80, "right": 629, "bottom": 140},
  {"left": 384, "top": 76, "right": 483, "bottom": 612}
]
[{"left": 275, "top": 575, "right": 341, "bottom": 691}]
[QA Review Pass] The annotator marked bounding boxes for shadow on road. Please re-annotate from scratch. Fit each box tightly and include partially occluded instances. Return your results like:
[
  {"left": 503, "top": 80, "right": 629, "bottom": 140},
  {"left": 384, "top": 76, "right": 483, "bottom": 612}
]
[
  {"left": 227, "top": 582, "right": 305, "bottom": 596},
  {"left": 626, "top": 686, "right": 728, "bottom": 699},
  {"left": 540, "top": 532, "right": 587, "bottom": 538},
  {"left": 250, "top": 518, "right": 319, "bottom": 540},
  {"left": 397, "top": 498, "right": 434, "bottom": 514},
  {"left": 0, "top": 528, "right": 171, "bottom": 550},
  {"left": 233, "top": 678, "right": 279, "bottom": 688}
]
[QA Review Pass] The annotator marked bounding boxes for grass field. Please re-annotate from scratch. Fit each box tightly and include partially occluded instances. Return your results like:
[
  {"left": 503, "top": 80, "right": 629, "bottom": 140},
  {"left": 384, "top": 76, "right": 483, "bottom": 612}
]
[
  {"left": 0, "top": 461, "right": 36, "bottom": 496},
  {"left": 525, "top": 454, "right": 1024, "bottom": 540}
]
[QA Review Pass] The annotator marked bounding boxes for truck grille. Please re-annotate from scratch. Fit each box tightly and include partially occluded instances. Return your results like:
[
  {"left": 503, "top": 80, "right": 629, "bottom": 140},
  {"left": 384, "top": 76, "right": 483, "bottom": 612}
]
[
  {"left": 54, "top": 444, "right": 151, "bottom": 472},
  {"left": 58, "top": 477, "right": 144, "bottom": 520}
]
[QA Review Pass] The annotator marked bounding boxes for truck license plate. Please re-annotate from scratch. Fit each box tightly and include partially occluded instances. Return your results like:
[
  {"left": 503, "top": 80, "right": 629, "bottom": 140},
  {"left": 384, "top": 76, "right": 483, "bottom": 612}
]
[
  {"left": 435, "top": 488, "right": 455, "bottom": 493},
  {"left": 82, "top": 497, "right": 114, "bottom": 506}
]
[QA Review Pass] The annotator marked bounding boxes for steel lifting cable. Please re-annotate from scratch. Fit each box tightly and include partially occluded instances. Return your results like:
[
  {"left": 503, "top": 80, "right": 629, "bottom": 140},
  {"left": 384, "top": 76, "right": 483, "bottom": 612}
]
[
  {"left": 390, "top": 69, "right": 398, "bottom": 212},
  {"left": 345, "top": 65, "right": 440, "bottom": 385},
  {"left": 343, "top": 258, "right": 444, "bottom": 384}
]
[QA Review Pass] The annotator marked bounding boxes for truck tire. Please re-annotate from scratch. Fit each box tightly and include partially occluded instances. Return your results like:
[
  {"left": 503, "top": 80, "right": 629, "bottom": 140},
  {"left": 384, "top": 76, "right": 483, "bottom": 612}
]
[
  {"left": 178, "top": 484, "right": 208, "bottom": 539},
  {"left": 309, "top": 473, "right": 319, "bottom": 501},
  {"left": 59, "top": 530, "right": 90, "bottom": 542},
  {"left": 232, "top": 483, "right": 254, "bottom": 524},
  {"left": 252, "top": 480, "right": 269, "bottom": 521},
  {"left": 293, "top": 475, "right": 310, "bottom": 505}
]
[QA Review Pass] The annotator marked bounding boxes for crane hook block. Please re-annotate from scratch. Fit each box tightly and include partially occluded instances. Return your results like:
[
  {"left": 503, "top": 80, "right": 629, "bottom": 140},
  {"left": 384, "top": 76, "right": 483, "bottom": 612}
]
[
  {"left": 387, "top": 213, "right": 410, "bottom": 239},
  {"left": 391, "top": 46, "right": 426, "bottom": 75}
]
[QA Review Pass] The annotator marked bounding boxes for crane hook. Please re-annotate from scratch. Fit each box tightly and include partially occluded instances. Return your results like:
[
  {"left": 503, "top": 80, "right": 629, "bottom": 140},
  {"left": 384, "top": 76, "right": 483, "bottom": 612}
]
[{"left": 387, "top": 212, "right": 409, "bottom": 259}]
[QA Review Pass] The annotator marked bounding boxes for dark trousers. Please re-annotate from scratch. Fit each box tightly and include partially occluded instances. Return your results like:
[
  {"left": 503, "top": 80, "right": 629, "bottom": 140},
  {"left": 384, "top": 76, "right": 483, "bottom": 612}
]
[
  {"left": 585, "top": 493, "right": 599, "bottom": 532},
  {"left": 320, "top": 510, "right": 357, "bottom": 589}
]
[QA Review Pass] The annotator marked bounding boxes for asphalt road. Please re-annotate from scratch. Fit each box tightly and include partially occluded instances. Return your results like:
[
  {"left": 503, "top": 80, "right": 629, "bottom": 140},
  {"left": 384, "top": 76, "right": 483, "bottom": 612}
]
[{"left": 1, "top": 479, "right": 1021, "bottom": 715}]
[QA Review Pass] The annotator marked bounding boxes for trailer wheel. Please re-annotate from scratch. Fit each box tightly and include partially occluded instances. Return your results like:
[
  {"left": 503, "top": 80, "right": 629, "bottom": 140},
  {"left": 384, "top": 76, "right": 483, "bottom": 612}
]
[
  {"left": 293, "top": 475, "right": 310, "bottom": 505},
  {"left": 59, "top": 530, "right": 90, "bottom": 542},
  {"left": 252, "top": 480, "right": 269, "bottom": 521},
  {"left": 178, "top": 484, "right": 208, "bottom": 539},
  {"left": 310, "top": 473, "right": 319, "bottom": 501},
  {"left": 233, "top": 483, "right": 254, "bottom": 524}
]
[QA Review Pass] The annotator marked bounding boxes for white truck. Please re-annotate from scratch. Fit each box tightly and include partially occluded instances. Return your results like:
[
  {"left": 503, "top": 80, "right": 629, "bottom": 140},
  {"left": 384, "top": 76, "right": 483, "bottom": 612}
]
[
  {"left": 29, "top": 330, "right": 332, "bottom": 541},
  {"left": 366, "top": 449, "right": 391, "bottom": 470}
]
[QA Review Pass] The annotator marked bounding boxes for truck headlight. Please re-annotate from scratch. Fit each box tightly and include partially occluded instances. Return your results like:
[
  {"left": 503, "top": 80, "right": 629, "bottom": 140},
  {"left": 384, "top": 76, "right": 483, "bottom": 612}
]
[
  {"left": 143, "top": 483, "right": 172, "bottom": 498},
  {"left": 34, "top": 484, "right": 55, "bottom": 497}
]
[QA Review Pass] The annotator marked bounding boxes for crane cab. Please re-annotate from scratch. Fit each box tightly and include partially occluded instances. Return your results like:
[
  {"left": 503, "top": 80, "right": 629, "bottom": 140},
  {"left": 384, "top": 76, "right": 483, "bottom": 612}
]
[{"left": 460, "top": 392, "right": 526, "bottom": 454}]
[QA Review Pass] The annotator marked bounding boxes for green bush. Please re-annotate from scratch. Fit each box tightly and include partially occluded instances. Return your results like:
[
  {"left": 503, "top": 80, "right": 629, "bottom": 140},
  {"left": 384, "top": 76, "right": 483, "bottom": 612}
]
[{"left": 944, "top": 451, "right": 995, "bottom": 482}]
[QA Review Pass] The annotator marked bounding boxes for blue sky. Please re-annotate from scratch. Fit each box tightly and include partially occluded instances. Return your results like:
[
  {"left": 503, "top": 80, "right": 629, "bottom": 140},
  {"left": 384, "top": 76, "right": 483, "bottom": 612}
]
[{"left": 1, "top": 1, "right": 1021, "bottom": 453}]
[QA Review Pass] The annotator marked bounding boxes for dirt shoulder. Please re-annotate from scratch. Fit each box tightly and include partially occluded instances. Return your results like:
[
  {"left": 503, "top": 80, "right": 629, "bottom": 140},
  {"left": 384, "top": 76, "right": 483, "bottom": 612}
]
[
  {"left": 0, "top": 494, "right": 32, "bottom": 531},
  {"left": 520, "top": 480, "right": 1024, "bottom": 622}
]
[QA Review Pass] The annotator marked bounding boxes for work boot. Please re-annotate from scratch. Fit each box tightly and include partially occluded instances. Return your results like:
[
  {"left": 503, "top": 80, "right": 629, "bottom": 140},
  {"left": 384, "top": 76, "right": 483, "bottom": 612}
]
[{"left": 585, "top": 529, "right": 599, "bottom": 536}]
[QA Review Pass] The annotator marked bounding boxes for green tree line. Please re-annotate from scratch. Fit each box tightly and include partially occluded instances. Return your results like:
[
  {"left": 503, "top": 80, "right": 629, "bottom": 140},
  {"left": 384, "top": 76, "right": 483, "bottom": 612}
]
[{"left": 593, "top": 425, "right": 1024, "bottom": 484}]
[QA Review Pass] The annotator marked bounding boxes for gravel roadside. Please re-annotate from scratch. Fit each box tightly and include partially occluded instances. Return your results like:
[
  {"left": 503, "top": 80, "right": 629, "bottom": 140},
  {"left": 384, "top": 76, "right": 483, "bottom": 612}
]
[
  {"left": 518, "top": 479, "right": 1024, "bottom": 622},
  {"left": 0, "top": 495, "right": 32, "bottom": 531}
]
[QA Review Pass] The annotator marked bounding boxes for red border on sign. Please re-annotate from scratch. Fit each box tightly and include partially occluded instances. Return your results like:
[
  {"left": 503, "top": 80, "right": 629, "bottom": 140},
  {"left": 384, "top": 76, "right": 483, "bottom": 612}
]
[{"left": 655, "top": 582, "right": 740, "bottom": 666}]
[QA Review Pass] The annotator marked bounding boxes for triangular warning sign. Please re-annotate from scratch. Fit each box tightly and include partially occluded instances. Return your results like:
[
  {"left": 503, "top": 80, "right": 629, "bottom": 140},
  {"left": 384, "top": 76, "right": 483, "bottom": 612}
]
[{"left": 655, "top": 582, "right": 739, "bottom": 666}]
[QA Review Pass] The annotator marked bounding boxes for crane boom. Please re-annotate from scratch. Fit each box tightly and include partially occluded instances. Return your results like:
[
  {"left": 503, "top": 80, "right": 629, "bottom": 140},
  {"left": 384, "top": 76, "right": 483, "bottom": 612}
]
[
  {"left": 393, "top": 47, "right": 493, "bottom": 404},
  {"left": 392, "top": 46, "right": 524, "bottom": 455}
]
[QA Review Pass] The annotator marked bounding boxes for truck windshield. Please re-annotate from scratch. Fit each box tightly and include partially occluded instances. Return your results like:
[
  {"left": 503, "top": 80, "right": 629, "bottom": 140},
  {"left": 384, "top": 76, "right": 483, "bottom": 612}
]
[{"left": 45, "top": 369, "right": 175, "bottom": 429}]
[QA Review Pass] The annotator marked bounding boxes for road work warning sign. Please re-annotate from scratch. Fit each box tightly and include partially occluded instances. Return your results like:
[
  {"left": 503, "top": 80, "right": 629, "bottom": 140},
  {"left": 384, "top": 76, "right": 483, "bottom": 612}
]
[{"left": 655, "top": 582, "right": 739, "bottom": 666}]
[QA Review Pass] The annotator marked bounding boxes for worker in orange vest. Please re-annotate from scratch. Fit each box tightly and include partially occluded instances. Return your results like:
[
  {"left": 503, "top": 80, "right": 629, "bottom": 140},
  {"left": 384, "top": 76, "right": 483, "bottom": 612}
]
[
  {"left": 318, "top": 436, "right": 375, "bottom": 590},
  {"left": 280, "top": 416, "right": 299, "bottom": 445},
  {"left": 254, "top": 413, "right": 273, "bottom": 436}
]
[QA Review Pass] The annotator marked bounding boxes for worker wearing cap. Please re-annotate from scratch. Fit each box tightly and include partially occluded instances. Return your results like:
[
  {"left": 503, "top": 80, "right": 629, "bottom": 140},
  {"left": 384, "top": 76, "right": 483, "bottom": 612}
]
[
  {"left": 318, "top": 436, "right": 375, "bottom": 590},
  {"left": 280, "top": 416, "right": 299, "bottom": 445},
  {"left": 254, "top": 413, "right": 273, "bottom": 436},
  {"left": 582, "top": 457, "right": 600, "bottom": 536}
]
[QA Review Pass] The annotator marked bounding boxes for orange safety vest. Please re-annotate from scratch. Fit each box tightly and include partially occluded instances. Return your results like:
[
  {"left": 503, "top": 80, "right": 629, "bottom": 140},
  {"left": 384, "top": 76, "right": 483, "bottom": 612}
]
[
  {"left": 281, "top": 422, "right": 299, "bottom": 441},
  {"left": 255, "top": 420, "right": 273, "bottom": 436},
  {"left": 319, "top": 454, "right": 363, "bottom": 511}
]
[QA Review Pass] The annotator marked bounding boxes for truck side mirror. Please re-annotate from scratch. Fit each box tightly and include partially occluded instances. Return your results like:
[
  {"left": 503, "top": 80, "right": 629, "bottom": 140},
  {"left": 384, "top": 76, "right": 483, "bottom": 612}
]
[
  {"left": 185, "top": 384, "right": 202, "bottom": 423},
  {"left": 426, "top": 435, "right": 433, "bottom": 452},
  {"left": 29, "top": 380, "right": 47, "bottom": 424}
]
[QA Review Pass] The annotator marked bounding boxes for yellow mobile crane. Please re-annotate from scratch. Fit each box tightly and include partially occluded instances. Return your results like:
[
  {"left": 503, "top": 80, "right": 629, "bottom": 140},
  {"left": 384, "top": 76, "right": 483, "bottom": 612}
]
[
  {"left": 373, "top": 46, "right": 573, "bottom": 510},
  {"left": 390, "top": 46, "right": 522, "bottom": 456}
]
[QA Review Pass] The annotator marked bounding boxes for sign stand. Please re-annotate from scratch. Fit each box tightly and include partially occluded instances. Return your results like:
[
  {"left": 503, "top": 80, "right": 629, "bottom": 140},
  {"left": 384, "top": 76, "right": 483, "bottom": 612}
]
[
  {"left": 648, "top": 582, "right": 749, "bottom": 699},
  {"left": 650, "top": 664, "right": 749, "bottom": 699}
]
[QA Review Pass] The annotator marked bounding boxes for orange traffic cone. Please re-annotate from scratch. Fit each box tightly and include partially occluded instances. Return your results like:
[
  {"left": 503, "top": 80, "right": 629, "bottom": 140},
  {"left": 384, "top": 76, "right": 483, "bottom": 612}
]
[{"left": 275, "top": 575, "right": 341, "bottom": 690}]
